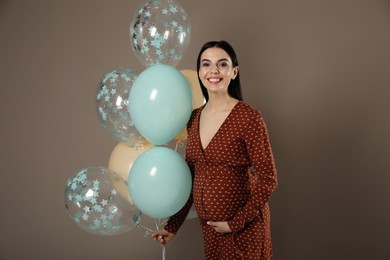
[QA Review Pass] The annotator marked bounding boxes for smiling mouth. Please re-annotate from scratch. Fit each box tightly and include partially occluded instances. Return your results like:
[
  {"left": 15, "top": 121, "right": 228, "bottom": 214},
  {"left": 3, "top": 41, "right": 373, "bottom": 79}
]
[{"left": 208, "top": 78, "right": 222, "bottom": 83}]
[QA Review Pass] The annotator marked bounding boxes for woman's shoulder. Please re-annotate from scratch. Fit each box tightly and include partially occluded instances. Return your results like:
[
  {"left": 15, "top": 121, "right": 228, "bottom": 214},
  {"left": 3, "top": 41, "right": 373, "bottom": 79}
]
[
  {"left": 191, "top": 105, "right": 203, "bottom": 118},
  {"left": 187, "top": 105, "right": 203, "bottom": 126},
  {"left": 192, "top": 105, "right": 203, "bottom": 113},
  {"left": 235, "top": 102, "right": 269, "bottom": 132},
  {"left": 237, "top": 101, "right": 262, "bottom": 118}
]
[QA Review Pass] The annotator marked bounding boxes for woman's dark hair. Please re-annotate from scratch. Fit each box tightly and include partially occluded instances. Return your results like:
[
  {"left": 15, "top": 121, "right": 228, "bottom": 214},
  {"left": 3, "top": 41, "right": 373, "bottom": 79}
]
[{"left": 196, "top": 40, "right": 243, "bottom": 102}]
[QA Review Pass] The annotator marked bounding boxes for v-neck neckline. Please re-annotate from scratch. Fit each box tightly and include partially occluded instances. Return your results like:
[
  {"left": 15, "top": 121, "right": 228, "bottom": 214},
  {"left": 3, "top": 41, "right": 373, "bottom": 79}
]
[{"left": 198, "top": 101, "right": 241, "bottom": 152}]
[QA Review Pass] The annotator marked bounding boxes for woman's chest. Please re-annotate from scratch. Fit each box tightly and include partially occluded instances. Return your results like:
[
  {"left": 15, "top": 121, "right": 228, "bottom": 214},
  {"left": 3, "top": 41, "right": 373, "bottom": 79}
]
[
  {"left": 199, "top": 110, "right": 231, "bottom": 150},
  {"left": 187, "top": 118, "right": 249, "bottom": 165}
]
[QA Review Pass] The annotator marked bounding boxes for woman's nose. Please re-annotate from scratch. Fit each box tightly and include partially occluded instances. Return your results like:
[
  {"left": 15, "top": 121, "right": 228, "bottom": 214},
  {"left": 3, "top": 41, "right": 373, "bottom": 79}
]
[{"left": 210, "top": 64, "right": 219, "bottom": 73}]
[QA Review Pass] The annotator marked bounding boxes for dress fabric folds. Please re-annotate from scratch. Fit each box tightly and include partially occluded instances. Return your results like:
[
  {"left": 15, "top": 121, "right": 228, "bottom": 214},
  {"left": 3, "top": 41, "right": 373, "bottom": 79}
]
[{"left": 166, "top": 101, "right": 278, "bottom": 260}]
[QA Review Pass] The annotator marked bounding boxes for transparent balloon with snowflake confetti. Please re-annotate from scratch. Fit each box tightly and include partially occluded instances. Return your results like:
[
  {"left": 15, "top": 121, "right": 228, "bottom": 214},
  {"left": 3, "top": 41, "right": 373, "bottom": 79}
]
[
  {"left": 97, "top": 68, "right": 146, "bottom": 148},
  {"left": 64, "top": 166, "right": 141, "bottom": 236},
  {"left": 129, "top": 0, "right": 191, "bottom": 67}
]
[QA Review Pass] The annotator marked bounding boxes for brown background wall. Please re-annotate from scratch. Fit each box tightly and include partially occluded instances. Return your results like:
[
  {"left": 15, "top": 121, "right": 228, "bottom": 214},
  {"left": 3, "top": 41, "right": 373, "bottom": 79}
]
[{"left": 0, "top": 0, "right": 389, "bottom": 259}]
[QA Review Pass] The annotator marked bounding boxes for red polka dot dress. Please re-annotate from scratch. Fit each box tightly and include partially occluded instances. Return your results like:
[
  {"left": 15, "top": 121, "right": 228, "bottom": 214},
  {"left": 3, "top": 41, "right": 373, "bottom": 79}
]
[{"left": 165, "top": 101, "right": 278, "bottom": 259}]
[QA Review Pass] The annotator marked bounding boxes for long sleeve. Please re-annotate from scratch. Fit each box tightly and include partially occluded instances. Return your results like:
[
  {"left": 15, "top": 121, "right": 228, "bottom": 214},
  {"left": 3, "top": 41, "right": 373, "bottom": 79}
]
[{"left": 228, "top": 111, "right": 278, "bottom": 233}]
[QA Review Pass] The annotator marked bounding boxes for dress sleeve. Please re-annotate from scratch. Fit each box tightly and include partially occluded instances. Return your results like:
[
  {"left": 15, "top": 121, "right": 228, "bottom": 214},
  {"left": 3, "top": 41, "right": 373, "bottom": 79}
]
[
  {"left": 164, "top": 161, "right": 194, "bottom": 234},
  {"left": 228, "top": 111, "right": 278, "bottom": 233}
]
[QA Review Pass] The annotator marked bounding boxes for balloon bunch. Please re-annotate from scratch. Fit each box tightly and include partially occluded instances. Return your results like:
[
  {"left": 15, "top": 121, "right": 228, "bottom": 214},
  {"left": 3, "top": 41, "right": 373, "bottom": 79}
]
[{"left": 64, "top": 0, "right": 203, "bottom": 239}]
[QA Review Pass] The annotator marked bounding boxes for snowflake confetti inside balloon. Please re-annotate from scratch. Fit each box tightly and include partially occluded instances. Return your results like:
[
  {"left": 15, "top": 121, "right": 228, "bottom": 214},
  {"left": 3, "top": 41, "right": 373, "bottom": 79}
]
[
  {"left": 130, "top": 0, "right": 191, "bottom": 67},
  {"left": 64, "top": 167, "right": 141, "bottom": 236},
  {"left": 97, "top": 68, "right": 145, "bottom": 147}
]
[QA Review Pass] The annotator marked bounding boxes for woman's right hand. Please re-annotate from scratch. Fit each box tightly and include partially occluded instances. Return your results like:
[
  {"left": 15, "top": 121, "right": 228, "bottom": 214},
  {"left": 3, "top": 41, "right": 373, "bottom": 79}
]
[{"left": 152, "top": 229, "right": 175, "bottom": 246}]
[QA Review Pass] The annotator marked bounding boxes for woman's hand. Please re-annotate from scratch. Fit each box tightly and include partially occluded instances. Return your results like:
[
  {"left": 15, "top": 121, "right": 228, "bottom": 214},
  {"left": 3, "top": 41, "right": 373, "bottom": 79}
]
[
  {"left": 152, "top": 229, "right": 175, "bottom": 246},
  {"left": 207, "top": 221, "right": 232, "bottom": 233}
]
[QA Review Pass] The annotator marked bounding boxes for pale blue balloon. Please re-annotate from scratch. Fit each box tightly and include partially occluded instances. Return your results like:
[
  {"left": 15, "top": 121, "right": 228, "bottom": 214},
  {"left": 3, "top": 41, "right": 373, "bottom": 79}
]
[
  {"left": 128, "top": 147, "right": 192, "bottom": 219},
  {"left": 128, "top": 64, "right": 192, "bottom": 145}
]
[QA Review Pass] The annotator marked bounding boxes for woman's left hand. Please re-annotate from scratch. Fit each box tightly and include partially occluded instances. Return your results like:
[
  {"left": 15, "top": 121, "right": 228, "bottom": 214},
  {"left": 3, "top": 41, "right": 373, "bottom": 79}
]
[{"left": 207, "top": 221, "right": 232, "bottom": 233}]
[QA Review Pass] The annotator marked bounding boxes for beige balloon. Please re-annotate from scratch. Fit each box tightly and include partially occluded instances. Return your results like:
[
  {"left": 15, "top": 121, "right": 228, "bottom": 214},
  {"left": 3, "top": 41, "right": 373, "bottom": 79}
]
[
  {"left": 180, "top": 69, "right": 204, "bottom": 109},
  {"left": 176, "top": 69, "right": 205, "bottom": 141},
  {"left": 108, "top": 141, "right": 154, "bottom": 204}
]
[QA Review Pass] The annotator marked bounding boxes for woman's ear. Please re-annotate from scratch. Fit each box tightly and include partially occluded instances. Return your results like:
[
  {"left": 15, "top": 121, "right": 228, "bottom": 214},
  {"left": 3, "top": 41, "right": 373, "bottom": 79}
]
[{"left": 232, "top": 66, "right": 239, "bottom": 80}]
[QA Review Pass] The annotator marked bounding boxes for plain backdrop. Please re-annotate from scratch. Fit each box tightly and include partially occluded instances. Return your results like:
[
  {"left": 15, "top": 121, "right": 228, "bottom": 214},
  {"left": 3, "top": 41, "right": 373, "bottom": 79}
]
[{"left": 0, "top": 0, "right": 389, "bottom": 259}]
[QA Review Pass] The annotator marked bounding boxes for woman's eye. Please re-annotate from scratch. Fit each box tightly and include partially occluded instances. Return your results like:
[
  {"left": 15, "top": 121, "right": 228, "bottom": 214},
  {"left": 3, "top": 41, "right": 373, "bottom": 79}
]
[
  {"left": 201, "top": 63, "right": 210, "bottom": 67},
  {"left": 219, "top": 62, "right": 229, "bottom": 67}
]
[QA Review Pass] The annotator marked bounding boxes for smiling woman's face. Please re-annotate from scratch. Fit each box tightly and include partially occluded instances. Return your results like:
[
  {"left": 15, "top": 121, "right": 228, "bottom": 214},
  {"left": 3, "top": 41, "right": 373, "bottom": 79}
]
[{"left": 198, "top": 47, "right": 239, "bottom": 96}]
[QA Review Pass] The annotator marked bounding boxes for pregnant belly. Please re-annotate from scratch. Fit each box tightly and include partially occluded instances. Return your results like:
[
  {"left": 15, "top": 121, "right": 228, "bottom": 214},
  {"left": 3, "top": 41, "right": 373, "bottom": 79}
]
[{"left": 193, "top": 168, "right": 250, "bottom": 220}]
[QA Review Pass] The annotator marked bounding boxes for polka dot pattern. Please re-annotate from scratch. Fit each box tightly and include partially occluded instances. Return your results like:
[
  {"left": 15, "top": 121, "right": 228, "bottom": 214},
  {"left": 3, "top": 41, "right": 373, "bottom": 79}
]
[{"left": 165, "top": 101, "right": 277, "bottom": 259}]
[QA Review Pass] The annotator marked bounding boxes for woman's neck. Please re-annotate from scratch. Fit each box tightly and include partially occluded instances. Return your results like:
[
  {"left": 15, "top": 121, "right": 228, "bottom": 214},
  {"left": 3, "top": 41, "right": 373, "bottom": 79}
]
[{"left": 205, "top": 94, "right": 239, "bottom": 113}]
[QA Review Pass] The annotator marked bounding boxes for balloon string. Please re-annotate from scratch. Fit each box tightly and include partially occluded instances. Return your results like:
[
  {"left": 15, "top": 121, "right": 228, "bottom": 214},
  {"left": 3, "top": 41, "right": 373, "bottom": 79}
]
[
  {"left": 137, "top": 224, "right": 154, "bottom": 233},
  {"left": 154, "top": 218, "right": 166, "bottom": 260},
  {"left": 137, "top": 221, "right": 166, "bottom": 259},
  {"left": 162, "top": 246, "right": 166, "bottom": 260},
  {"left": 175, "top": 139, "right": 183, "bottom": 152}
]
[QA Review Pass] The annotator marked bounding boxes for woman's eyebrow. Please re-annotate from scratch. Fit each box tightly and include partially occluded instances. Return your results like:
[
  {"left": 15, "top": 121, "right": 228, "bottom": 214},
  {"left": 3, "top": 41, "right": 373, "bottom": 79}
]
[{"left": 201, "top": 58, "right": 230, "bottom": 62}]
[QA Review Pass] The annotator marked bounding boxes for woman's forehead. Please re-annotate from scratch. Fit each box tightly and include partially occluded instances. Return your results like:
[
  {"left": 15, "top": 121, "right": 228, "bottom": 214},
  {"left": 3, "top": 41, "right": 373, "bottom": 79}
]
[{"left": 201, "top": 47, "right": 231, "bottom": 61}]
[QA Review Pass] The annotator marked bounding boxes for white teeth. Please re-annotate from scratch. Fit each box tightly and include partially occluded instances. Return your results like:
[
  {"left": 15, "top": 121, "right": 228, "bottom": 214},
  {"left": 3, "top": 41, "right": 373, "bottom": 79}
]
[{"left": 208, "top": 78, "right": 221, "bottom": 82}]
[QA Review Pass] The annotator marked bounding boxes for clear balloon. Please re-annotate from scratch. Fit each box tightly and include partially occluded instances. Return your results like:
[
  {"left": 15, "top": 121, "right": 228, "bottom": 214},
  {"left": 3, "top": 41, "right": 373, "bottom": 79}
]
[
  {"left": 128, "top": 64, "right": 192, "bottom": 145},
  {"left": 129, "top": 0, "right": 191, "bottom": 67},
  {"left": 108, "top": 141, "right": 154, "bottom": 204},
  {"left": 128, "top": 147, "right": 192, "bottom": 219},
  {"left": 64, "top": 167, "right": 141, "bottom": 236},
  {"left": 97, "top": 68, "right": 145, "bottom": 147}
]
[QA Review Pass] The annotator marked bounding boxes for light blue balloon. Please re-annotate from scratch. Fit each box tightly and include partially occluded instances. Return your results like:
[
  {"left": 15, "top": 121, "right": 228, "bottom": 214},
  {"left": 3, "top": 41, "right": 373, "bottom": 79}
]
[
  {"left": 128, "top": 64, "right": 192, "bottom": 145},
  {"left": 128, "top": 147, "right": 192, "bottom": 219}
]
